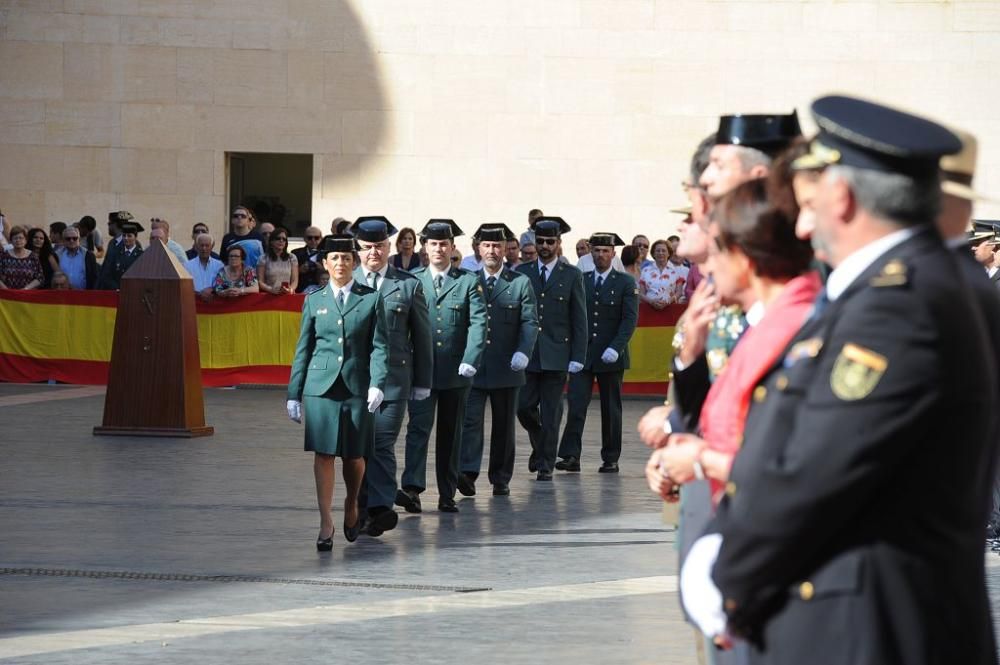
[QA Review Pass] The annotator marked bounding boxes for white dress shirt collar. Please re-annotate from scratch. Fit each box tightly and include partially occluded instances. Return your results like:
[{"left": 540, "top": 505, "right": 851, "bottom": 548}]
[
  {"left": 330, "top": 280, "right": 354, "bottom": 303},
  {"left": 538, "top": 257, "right": 559, "bottom": 277},
  {"left": 593, "top": 266, "right": 613, "bottom": 282},
  {"left": 826, "top": 227, "right": 918, "bottom": 302}
]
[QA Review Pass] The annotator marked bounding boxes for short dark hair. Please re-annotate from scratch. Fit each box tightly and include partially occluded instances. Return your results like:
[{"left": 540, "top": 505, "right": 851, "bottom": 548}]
[
  {"left": 226, "top": 244, "right": 247, "bottom": 261},
  {"left": 77, "top": 215, "right": 96, "bottom": 232},
  {"left": 667, "top": 235, "right": 680, "bottom": 243},
  {"left": 712, "top": 179, "right": 813, "bottom": 280},
  {"left": 621, "top": 245, "right": 640, "bottom": 268},
  {"left": 49, "top": 222, "right": 67, "bottom": 235}
]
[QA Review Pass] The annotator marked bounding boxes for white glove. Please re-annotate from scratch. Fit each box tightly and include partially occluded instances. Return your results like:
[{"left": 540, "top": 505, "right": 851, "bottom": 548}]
[
  {"left": 680, "top": 533, "right": 728, "bottom": 639},
  {"left": 410, "top": 387, "right": 431, "bottom": 401},
  {"left": 510, "top": 351, "right": 529, "bottom": 371},
  {"left": 458, "top": 363, "right": 477, "bottom": 378},
  {"left": 366, "top": 387, "right": 384, "bottom": 413},
  {"left": 568, "top": 361, "right": 584, "bottom": 374},
  {"left": 601, "top": 347, "right": 619, "bottom": 364},
  {"left": 286, "top": 399, "right": 302, "bottom": 424}
]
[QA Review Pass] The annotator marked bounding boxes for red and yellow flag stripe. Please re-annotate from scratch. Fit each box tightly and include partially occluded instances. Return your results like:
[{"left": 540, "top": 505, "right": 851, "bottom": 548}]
[{"left": 0, "top": 291, "right": 680, "bottom": 394}]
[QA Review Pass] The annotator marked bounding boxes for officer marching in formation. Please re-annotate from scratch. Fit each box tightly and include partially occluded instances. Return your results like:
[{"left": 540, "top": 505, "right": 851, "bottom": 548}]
[
  {"left": 515, "top": 216, "right": 588, "bottom": 481},
  {"left": 681, "top": 95, "right": 998, "bottom": 665},
  {"left": 286, "top": 234, "right": 389, "bottom": 549},
  {"left": 457, "top": 223, "right": 539, "bottom": 498},
  {"left": 398, "top": 220, "right": 487, "bottom": 513},
  {"left": 556, "top": 232, "right": 639, "bottom": 474},
  {"left": 350, "top": 216, "right": 433, "bottom": 538}
]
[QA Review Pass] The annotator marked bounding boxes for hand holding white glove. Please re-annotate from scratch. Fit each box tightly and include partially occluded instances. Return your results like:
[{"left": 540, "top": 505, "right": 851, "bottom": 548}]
[
  {"left": 286, "top": 399, "right": 302, "bottom": 424},
  {"left": 366, "top": 387, "right": 384, "bottom": 413},
  {"left": 410, "top": 386, "right": 431, "bottom": 401},
  {"left": 510, "top": 351, "right": 529, "bottom": 371},
  {"left": 458, "top": 363, "right": 477, "bottom": 378},
  {"left": 600, "top": 347, "right": 619, "bottom": 364},
  {"left": 568, "top": 361, "right": 584, "bottom": 374}
]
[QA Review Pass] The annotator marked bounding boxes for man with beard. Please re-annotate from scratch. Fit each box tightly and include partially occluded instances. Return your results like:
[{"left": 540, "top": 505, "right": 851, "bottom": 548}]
[
  {"left": 397, "top": 220, "right": 487, "bottom": 513},
  {"left": 515, "top": 217, "right": 588, "bottom": 481},
  {"left": 351, "top": 217, "right": 432, "bottom": 536},
  {"left": 458, "top": 224, "right": 538, "bottom": 497}
]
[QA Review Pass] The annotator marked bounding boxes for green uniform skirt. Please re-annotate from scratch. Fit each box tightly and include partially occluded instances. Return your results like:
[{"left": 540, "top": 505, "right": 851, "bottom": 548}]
[{"left": 303, "top": 377, "right": 373, "bottom": 458}]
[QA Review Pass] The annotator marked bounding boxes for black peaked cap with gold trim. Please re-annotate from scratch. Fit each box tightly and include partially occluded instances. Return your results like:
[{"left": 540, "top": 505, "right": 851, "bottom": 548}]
[{"left": 793, "top": 95, "right": 962, "bottom": 178}]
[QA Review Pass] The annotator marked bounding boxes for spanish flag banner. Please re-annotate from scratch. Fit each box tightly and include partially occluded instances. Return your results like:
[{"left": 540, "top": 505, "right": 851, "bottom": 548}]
[{"left": 0, "top": 291, "right": 680, "bottom": 395}]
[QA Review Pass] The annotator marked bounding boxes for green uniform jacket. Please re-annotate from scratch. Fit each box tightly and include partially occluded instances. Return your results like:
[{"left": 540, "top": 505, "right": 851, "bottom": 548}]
[
  {"left": 474, "top": 267, "right": 539, "bottom": 390},
  {"left": 287, "top": 282, "right": 389, "bottom": 400},
  {"left": 353, "top": 265, "right": 433, "bottom": 401},
  {"left": 516, "top": 260, "right": 588, "bottom": 372},
  {"left": 581, "top": 269, "right": 639, "bottom": 372},
  {"left": 411, "top": 266, "right": 488, "bottom": 390}
]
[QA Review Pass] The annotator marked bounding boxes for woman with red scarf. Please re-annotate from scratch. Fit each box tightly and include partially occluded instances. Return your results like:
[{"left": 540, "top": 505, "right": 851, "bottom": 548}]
[{"left": 646, "top": 178, "right": 820, "bottom": 504}]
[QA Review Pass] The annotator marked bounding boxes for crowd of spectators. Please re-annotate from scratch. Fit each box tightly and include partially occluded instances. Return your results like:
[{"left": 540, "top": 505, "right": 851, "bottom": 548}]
[{"left": 0, "top": 205, "right": 691, "bottom": 304}]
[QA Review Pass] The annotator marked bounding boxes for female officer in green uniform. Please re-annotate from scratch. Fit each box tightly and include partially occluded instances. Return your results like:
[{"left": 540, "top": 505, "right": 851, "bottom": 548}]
[{"left": 286, "top": 235, "right": 390, "bottom": 550}]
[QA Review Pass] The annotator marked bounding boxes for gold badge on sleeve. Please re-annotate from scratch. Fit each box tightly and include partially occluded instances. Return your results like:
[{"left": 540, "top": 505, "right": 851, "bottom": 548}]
[{"left": 831, "top": 343, "right": 887, "bottom": 400}]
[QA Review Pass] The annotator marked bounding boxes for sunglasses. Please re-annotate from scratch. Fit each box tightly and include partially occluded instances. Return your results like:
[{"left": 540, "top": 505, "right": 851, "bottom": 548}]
[
  {"left": 273, "top": 236, "right": 287, "bottom": 242},
  {"left": 536, "top": 238, "right": 558, "bottom": 246},
  {"left": 232, "top": 213, "right": 248, "bottom": 219},
  {"left": 306, "top": 235, "right": 321, "bottom": 240}
]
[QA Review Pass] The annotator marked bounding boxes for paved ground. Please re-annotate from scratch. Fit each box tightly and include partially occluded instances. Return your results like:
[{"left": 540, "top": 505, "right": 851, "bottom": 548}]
[
  {"left": 1, "top": 383, "right": 998, "bottom": 664},
  {"left": 0, "top": 384, "right": 693, "bottom": 664}
]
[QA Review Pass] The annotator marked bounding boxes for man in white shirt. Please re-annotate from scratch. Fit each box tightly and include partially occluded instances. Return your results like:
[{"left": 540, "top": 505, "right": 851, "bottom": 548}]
[{"left": 185, "top": 234, "right": 223, "bottom": 302}]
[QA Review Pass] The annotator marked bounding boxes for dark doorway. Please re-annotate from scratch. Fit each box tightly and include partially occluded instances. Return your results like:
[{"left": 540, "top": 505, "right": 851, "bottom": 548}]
[{"left": 228, "top": 153, "right": 313, "bottom": 237}]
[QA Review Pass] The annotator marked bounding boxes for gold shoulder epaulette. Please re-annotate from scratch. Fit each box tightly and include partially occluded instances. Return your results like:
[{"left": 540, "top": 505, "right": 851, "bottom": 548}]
[{"left": 870, "top": 259, "right": 908, "bottom": 287}]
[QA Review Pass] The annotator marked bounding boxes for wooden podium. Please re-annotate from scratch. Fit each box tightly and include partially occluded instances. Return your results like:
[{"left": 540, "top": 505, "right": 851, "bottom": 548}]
[{"left": 94, "top": 240, "right": 214, "bottom": 438}]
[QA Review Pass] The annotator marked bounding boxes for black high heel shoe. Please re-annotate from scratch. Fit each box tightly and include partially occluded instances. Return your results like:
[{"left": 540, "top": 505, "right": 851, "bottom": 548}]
[
  {"left": 343, "top": 518, "right": 360, "bottom": 543},
  {"left": 316, "top": 530, "right": 334, "bottom": 551}
]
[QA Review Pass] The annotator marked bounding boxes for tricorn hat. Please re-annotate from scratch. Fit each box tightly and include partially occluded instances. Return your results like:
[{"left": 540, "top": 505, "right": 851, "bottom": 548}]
[
  {"left": 419, "top": 219, "right": 463, "bottom": 240},
  {"left": 531, "top": 216, "right": 571, "bottom": 238},
  {"left": 320, "top": 234, "right": 357, "bottom": 256},
  {"left": 716, "top": 111, "right": 802, "bottom": 156},
  {"left": 588, "top": 232, "right": 626, "bottom": 248},
  {"left": 352, "top": 216, "right": 398, "bottom": 242},
  {"left": 473, "top": 223, "right": 516, "bottom": 242}
]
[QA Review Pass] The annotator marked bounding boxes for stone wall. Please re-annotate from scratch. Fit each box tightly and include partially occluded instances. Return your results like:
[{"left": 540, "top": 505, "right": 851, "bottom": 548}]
[{"left": 1, "top": 0, "right": 998, "bottom": 252}]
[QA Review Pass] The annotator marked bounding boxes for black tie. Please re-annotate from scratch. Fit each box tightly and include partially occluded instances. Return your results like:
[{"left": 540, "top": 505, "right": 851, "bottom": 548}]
[
  {"left": 595, "top": 275, "right": 604, "bottom": 291},
  {"left": 368, "top": 272, "right": 378, "bottom": 290},
  {"left": 539, "top": 265, "right": 547, "bottom": 283},
  {"left": 337, "top": 290, "right": 345, "bottom": 308},
  {"left": 434, "top": 275, "right": 443, "bottom": 291},
  {"left": 487, "top": 276, "right": 496, "bottom": 292}
]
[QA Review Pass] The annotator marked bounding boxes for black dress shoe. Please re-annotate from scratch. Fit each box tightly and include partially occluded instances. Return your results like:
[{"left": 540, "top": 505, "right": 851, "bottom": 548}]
[
  {"left": 492, "top": 483, "right": 510, "bottom": 496},
  {"left": 555, "top": 456, "right": 581, "bottom": 472},
  {"left": 316, "top": 532, "right": 334, "bottom": 552},
  {"left": 536, "top": 470, "right": 553, "bottom": 481},
  {"left": 598, "top": 462, "right": 619, "bottom": 473},
  {"left": 528, "top": 455, "right": 538, "bottom": 472},
  {"left": 364, "top": 509, "right": 399, "bottom": 537},
  {"left": 456, "top": 473, "right": 477, "bottom": 497},
  {"left": 438, "top": 497, "right": 459, "bottom": 513},
  {"left": 394, "top": 488, "right": 422, "bottom": 514},
  {"left": 344, "top": 517, "right": 361, "bottom": 543}
]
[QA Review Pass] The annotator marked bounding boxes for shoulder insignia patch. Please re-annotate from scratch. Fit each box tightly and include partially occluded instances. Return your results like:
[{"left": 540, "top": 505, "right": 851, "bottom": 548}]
[
  {"left": 831, "top": 343, "right": 887, "bottom": 400},
  {"left": 870, "top": 259, "right": 908, "bottom": 287},
  {"left": 634, "top": 288, "right": 639, "bottom": 295}
]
